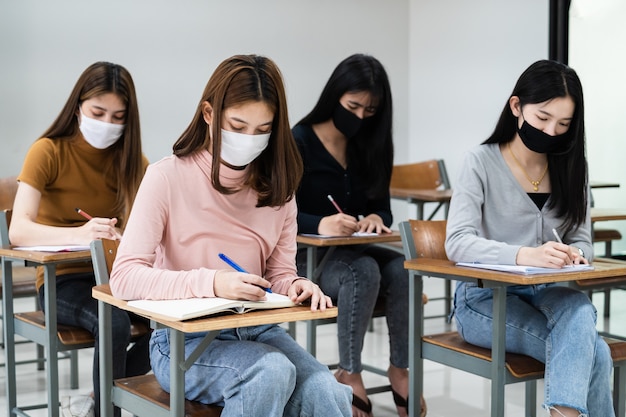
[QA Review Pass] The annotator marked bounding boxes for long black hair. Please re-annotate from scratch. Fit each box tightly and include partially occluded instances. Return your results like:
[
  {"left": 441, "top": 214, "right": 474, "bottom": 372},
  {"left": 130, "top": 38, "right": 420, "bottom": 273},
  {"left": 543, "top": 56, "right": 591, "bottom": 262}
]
[
  {"left": 483, "top": 59, "right": 587, "bottom": 233},
  {"left": 296, "top": 53, "right": 393, "bottom": 198}
]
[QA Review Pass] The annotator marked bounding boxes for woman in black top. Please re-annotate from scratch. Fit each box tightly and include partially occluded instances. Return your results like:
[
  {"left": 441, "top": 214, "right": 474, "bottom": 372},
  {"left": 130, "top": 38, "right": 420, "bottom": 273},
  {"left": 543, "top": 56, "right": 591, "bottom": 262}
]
[{"left": 293, "top": 54, "right": 426, "bottom": 417}]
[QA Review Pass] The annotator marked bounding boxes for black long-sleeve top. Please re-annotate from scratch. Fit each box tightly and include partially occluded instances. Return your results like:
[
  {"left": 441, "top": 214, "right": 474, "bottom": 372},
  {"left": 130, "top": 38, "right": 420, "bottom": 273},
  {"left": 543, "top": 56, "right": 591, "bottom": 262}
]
[{"left": 293, "top": 124, "right": 392, "bottom": 234}]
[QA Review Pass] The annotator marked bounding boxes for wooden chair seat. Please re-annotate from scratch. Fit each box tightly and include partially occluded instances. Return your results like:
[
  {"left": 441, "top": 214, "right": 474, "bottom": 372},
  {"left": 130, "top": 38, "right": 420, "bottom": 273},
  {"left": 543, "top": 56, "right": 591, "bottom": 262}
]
[
  {"left": 1, "top": 265, "right": 37, "bottom": 298},
  {"left": 423, "top": 331, "right": 544, "bottom": 379},
  {"left": 115, "top": 374, "right": 223, "bottom": 417},
  {"left": 594, "top": 228, "right": 622, "bottom": 243},
  {"left": 15, "top": 311, "right": 95, "bottom": 347}
]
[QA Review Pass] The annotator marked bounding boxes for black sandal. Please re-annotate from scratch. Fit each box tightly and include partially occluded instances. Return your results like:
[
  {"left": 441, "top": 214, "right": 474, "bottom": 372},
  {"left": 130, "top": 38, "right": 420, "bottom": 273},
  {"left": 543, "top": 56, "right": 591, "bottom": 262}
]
[
  {"left": 352, "top": 394, "right": 372, "bottom": 414},
  {"left": 392, "top": 388, "right": 427, "bottom": 417}
]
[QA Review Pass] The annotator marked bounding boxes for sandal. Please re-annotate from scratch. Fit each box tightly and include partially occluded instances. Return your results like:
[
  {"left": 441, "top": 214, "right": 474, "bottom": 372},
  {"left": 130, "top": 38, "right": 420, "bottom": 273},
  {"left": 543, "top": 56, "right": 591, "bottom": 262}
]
[
  {"left": 352, "top": 393, "right": 372, "bottom": 414},
  {"left": 391, "top": 388, "right": 427, "bottom": 417}
]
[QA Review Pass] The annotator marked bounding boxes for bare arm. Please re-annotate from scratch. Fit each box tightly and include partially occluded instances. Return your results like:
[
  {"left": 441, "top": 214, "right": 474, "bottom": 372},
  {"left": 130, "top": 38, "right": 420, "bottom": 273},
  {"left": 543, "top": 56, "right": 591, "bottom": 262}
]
[{"left": 9, "top": 182, "right": 120, "bottom": 246}]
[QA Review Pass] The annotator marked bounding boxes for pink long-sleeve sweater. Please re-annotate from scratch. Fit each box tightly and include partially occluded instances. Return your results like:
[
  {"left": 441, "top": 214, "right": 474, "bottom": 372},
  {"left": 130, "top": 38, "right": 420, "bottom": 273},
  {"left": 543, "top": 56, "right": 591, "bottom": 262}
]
[{"left": 110, "top": 150, "right": 302, "bottom": 300}]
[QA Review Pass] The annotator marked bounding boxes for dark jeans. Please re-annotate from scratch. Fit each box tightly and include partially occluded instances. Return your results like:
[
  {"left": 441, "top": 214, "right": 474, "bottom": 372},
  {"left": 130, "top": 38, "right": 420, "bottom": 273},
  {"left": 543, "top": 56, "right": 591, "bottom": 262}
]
[
  {"left": 297, "top": 245, "right": 409, "bottom": 372},
  {"left": 38, "top": 272, "right": 151, "bottom": 417}
]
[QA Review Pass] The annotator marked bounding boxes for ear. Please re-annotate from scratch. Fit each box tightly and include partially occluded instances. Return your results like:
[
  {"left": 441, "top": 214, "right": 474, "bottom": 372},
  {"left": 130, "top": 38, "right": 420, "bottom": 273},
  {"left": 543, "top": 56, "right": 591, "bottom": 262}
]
[
  {"left": 201, "top": 101, "right": 213, "bottom": 125},
  {"left": 509, "top": 96, "right": 521, "bottom": 117}
]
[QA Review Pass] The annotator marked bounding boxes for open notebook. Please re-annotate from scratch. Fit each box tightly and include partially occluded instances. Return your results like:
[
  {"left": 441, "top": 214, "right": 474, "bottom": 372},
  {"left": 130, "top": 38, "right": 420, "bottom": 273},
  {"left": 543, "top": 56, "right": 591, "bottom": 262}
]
[
  {"left": 127, "top": 292, "right": 296, "bottom": 321},
  {"left": 456, "top": 262, "right": 595, "bottom": 275},
  {"left": 13, "top": 245, "right": 90, "bottom": 252}
]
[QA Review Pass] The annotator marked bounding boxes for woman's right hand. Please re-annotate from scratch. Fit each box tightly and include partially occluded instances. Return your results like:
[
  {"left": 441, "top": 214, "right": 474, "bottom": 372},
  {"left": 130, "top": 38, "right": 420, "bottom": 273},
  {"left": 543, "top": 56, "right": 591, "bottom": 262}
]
[
  {"left": 318, "top": 213, "right": 358, "bottom": 236},
  {"left": 79, "top": 217, "right": 122, "bottom": 241},
  {"left": 516, "top": 241, "right": 575, "bottom": 268},
  {"left": 213, "top": 270, "right": 271, "bottom": 301}
]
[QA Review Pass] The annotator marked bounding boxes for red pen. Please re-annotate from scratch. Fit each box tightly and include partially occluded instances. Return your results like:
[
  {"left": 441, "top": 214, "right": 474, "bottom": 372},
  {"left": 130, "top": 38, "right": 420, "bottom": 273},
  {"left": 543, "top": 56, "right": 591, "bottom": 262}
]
[
  {"left": 327, "top": 195, "right": 344, "bottom": 214},
  {"left": 75, "top": 207, "right": 93, "bottom": 220}
]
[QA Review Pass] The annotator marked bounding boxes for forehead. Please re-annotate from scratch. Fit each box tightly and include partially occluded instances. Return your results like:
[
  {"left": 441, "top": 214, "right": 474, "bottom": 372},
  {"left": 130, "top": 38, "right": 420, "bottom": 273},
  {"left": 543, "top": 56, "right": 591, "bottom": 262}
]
[
  {"left": 83, "top": 92, "right": 126, "bottom": 111},
  {"left": 223, "top": 100, "right": 274, "bottom": 122},
  {"left": 341, "top": 91, "right": 378, "bottom": 107},
  {"left": 529, "top": 96, "right": 575, "bottom": 119}
]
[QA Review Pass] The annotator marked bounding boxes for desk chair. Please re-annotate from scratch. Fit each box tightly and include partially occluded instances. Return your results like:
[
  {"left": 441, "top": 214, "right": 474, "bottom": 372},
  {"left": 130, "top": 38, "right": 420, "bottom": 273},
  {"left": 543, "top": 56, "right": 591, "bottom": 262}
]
[
  {"left": 390, "top": 160, "right": 453, "bottom": 318},
  {"left": 90, "top": 238, "right": 221, "bottom": 417},
  {"left": 399, "top": 219, "right": 626, "bottom": 417},
  {"left": 400, "top": 219, "right": 544, "bottom": 417},
  {"left": 1, "top": 210, "right": 95, "bottom": 417},
  {"left": 0, "top": 177, "right": 45, "bottom": 369}
]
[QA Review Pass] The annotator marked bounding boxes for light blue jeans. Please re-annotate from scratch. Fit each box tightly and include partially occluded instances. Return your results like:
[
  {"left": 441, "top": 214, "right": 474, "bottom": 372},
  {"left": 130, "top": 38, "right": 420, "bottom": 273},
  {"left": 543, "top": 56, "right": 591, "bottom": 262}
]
[
  {"left": 454, "top": 282, "right": 614, "bottom": 416},
  {"left": 150, "top": 324, "right": 352, "bottom": 417}
]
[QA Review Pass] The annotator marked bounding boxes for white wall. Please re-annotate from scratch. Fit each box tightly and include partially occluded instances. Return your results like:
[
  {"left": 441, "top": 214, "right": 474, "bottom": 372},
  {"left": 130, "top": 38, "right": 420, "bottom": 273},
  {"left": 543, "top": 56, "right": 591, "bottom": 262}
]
[
  {"left": 2, "top": 0, "right": 557, "bottom": 230},
  {"left": 570, "top": 0, "right": 626, "bottom": 255},
  {"left": 0, "top": 0, "right": 409, "bottom": 175}
]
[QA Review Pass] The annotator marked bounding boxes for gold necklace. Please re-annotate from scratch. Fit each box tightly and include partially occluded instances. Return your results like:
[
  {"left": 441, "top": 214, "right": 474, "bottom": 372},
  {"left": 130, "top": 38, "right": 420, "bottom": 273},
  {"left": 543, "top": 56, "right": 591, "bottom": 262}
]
[{"left": 508, "top": 144, "right": 548, "bottom": 192}]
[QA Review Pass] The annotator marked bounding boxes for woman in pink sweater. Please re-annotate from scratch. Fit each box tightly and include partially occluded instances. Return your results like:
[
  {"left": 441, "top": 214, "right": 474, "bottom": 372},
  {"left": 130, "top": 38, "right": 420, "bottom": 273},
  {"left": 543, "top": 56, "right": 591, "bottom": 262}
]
[{"left": 110, "top": 55, "right": 352, "bottom": 417}]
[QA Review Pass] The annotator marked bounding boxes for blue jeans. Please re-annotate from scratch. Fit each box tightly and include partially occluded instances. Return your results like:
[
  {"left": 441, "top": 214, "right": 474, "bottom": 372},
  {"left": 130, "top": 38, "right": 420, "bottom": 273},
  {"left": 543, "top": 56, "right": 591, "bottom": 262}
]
[
  {"left": 297, "top": 245, "right": 409, "bottom": 372},
  {"left": 454, "top": 282, "right": 614, "bottom": 416},
  {"left": 150, "top": 324, "right": 352, "bottom": 417},
  {"left": 39, "top": 273, "right": 151, "bottom": 417}
]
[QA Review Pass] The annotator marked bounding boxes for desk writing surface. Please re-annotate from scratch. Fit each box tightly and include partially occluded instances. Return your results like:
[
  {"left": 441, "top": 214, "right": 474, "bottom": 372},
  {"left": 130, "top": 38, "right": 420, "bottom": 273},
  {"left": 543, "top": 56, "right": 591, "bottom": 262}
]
[
  {"left": 389, "top": 188, "right": 452, "bottom": 202},
  {"left": 590, "top": 208, "right": 626, "bottom": 222},
  {"left": 92, "top": 284, "right": 337, "bottom": 333},
  {"left": 296, "top": 231, "right": 400, "bottom": 247},
  {"left": 404, "top": 258, "right": 626, "bottom": 285},
  {"left": 0, "top": 246, "right": 91, "bottom": 264},
  {"left": 590, "top": 181, "right": 620, "bottom": 189}
]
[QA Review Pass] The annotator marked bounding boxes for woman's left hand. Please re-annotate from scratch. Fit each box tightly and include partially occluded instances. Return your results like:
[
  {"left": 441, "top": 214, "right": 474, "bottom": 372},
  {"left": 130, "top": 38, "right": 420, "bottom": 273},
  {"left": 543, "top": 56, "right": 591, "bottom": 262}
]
[
  {"left": 287, "top": 279, "right": 332, "bottom": 311},
  {"left": 357, "top": 214, "right": 391, "bottom": 234}
]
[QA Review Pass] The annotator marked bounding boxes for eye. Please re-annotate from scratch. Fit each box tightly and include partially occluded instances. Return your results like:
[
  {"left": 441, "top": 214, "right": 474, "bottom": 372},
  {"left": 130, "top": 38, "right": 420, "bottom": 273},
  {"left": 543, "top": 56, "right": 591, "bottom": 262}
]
[{"left": 537, "top": 116, "right": 548, "bottom": 121}]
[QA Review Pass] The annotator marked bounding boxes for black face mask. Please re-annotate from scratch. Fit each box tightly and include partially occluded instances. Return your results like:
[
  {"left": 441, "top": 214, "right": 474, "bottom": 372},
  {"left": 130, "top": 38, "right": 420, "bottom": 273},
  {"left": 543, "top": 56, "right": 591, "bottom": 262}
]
[
  {"left": 332, "top": 103, "right": 363, "bottom": 139},
  {"left": 518, "top": 119, "right": 572, "bottom": 154}
]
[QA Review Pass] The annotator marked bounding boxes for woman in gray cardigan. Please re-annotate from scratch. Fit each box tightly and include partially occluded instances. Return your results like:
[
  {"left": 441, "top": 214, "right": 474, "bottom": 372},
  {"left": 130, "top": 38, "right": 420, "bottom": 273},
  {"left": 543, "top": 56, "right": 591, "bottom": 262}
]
[{"left": 445, "top": 60, "right": 613, "bottom": 417}]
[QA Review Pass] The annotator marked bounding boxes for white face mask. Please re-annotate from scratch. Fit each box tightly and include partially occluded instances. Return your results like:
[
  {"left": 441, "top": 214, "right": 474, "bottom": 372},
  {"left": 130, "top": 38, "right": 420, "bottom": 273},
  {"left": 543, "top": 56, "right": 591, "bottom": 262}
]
[
  {"left": 78, "top": 108, "right": 125, "bottom": 149},
  {"left": 220, "top": 129, "right": 270, "bottom": 167}
]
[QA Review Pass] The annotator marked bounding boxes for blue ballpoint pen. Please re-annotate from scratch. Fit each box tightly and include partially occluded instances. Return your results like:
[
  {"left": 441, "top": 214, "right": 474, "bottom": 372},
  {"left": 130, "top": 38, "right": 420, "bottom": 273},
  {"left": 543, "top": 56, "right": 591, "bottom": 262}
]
[{"left": 218, "top": 253, "right": 272, "bottom": 293}]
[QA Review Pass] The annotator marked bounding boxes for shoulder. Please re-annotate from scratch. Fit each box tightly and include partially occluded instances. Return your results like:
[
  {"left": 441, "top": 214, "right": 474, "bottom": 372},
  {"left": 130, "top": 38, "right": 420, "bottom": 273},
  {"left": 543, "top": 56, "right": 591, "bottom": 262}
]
[{"left": 292, "top": 124, "right": 314, "bottom": 142}]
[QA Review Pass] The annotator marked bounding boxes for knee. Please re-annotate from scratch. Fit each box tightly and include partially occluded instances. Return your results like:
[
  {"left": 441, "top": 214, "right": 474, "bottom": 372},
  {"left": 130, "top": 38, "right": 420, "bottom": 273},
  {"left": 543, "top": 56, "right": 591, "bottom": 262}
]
[
  {"left": 252, "top": 352, "right": 296, "bottom": 392},
  {"left": 595, "top": 337, "right": 613, "bottom": 374}
]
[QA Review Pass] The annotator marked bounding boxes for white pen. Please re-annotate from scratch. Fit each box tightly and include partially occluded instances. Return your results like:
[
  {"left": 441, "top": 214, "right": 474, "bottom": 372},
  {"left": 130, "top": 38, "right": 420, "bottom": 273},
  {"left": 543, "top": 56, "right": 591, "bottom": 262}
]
[{"left": 551, "top": 228, "right": 563, "bottom": 244}]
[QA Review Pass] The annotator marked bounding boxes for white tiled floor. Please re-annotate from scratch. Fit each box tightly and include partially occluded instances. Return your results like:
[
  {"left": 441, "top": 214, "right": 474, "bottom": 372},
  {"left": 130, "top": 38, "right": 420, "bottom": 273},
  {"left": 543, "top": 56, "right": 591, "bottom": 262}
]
[{"left": 2, "top": 277, "right": 625, "bottom": 416}]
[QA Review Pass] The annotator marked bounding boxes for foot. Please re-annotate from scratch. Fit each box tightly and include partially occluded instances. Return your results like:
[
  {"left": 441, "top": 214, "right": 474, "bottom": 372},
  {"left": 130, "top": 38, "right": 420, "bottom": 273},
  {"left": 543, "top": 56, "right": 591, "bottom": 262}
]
[
  {"left": 335, "top": 368, "right": 373, "bottom": 417},
  {"left": 61, "top": 394, "right": 95, "bottom": 417},
  {"left": 388, "top": 365, "right": 427, "bottom": 417}
]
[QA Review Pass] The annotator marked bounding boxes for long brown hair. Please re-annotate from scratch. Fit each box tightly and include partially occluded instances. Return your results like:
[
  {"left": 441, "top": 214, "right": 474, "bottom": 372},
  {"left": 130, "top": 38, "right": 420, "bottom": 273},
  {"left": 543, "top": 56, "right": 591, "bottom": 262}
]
[
  {"left": 41, "top": 61, "right": 144, "bottom": 225},
  {"left": 173, "top": 54, "right": 302, "bottom": 208}
]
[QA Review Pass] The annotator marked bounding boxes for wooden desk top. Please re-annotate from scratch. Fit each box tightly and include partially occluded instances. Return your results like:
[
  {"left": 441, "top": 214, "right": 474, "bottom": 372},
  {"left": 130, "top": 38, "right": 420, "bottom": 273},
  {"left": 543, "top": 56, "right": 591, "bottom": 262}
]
[
  {"left": 404, "top": 258, "right": 626, "bottom": 285},
  {"left": 0, "top": 247, "right": 91, "bottom": 264},
  {"left": 590, "top": 208, "right": 626, "bottom": 222},
  {"left": 389, "top": 188, "right": 453, "bottom": 202},
  {"left": 296, "top": 231, "right": 401, "bottom": 247},
  {"left": 92, "top": 284, "right": 338, "bottom": 333}
]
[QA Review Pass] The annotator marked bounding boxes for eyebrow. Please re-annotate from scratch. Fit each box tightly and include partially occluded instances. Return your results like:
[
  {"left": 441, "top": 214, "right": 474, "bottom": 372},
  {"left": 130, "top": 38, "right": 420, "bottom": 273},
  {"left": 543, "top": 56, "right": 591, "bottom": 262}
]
[
  {"left": 538, "top": 109, "right": 572, "bottom": 120},
  {"left": 90, "top": 104, "right": 126, "bottom": 114},
  {"left": 229, "top": 116, "right": 273, "bottom": 127}
]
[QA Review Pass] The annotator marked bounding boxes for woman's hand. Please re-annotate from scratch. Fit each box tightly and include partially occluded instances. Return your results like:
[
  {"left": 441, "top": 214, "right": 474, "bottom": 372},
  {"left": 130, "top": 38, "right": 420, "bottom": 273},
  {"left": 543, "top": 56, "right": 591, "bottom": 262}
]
[
  {"left": 516, "top": 241, "right": 588, "bottom": 268},
  {"left": 213, "top": 270, "right": 271, "bottom": 301},
  {"left": 318, "top": 213, "right": 358, "bottom": 236},
  {"left": 79, "top": 217, "right": 122, "bottom": 241},
  {"left": 357, "top": 214, "right": 391, "bottom": 234},
  {"left": 288, "top": 279, "right": 332, "bottom": 311}
]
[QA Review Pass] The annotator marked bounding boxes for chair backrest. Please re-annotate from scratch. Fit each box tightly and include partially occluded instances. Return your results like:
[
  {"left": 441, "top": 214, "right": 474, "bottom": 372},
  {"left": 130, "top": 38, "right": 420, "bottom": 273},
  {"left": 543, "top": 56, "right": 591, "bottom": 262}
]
[
  {"left": 0, "top": 176, "right": 18, "bottom": 211},
  {"left": 1, "top": 209, "right": 12, "bottom": 248},
  {"left": 390, "top": 160, "right": 451, "bottom": 190},
  {"left": 399, "top": 219, "right": 448, "bottom": 261},
  {"left": 90, "top": 238, "right": 119, "bottom": 285}
]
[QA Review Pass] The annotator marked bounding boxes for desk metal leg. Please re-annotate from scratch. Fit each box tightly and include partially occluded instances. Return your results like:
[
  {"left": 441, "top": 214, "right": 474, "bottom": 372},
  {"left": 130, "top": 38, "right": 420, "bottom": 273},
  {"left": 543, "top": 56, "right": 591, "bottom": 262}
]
[
  {"left": 2, "top": 257, "right": 17, "bottom": 416},
  {"left": 170, "top": 329, "right": 185, "bottom": 417},
  {"left": 306, "top": 246, "right": 318, "bottom": 355},
  {"left": 491, "top": 286, "right": 507, "bottom": 416},
  {"left": 98, "top": 299, "right": 114, "bottom": 417},
  {"left": 408, "top": 271, "right": 424, "bottom": 417},
  {"left": 44, "top": 264, "right": 60, "bottom": 417}
]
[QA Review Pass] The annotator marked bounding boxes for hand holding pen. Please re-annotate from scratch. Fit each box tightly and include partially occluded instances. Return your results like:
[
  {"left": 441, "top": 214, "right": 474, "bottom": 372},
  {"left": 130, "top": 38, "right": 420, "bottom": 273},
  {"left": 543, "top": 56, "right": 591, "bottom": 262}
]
[
  {"left": 321, "top": 195, "right": 358, "bottom": 236},
  {"left": 75, "top": 207, "right": 122, "bottom": 241},
  {"left": 218, "top": 253, "right": 272, "bottom": 295}
]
